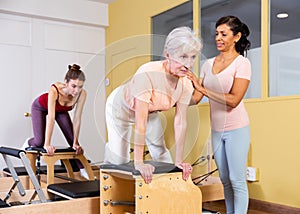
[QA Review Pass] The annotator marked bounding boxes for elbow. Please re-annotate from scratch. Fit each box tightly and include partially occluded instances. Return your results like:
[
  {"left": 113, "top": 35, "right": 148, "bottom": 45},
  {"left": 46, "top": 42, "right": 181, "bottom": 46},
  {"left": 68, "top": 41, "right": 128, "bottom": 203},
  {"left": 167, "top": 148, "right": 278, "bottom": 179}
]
[
  {"left": 226, "top": 100, "right": 241, "bottom": 108},
  {"left": 227, "top": 102, "right": 237, "bottom": 108},
  {"left": 225, "top": 94, "right": 243, "bottom": 108}
]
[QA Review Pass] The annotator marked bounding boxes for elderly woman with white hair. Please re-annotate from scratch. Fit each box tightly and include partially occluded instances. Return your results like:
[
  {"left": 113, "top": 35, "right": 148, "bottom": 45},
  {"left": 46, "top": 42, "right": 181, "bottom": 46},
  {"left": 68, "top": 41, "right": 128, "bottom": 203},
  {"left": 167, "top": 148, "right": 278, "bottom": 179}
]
[{"left": 104, "top": 26, "right": 202, "bottom": 184}]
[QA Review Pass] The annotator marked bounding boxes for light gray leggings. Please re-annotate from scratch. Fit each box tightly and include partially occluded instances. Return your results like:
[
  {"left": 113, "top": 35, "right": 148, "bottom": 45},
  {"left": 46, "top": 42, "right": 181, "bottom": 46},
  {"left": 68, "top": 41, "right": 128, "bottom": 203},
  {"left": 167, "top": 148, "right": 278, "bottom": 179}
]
[{"left": 212, "top": 126, "right": 250, "bottom": 214}]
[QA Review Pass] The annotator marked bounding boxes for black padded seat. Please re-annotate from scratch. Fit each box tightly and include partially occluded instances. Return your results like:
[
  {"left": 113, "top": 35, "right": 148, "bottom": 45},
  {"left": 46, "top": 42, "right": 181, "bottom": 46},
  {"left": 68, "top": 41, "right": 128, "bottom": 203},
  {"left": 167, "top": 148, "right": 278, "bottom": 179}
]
[
  {"left": 2, "top": 165, "right": 67, "bottom": 176},
  {"left": 100, "top": 161, "right": 181, "bottom": 175},
  {"left": 47, "top": 180, "right": 100, "bottom": 199},
  {"left": 0, "top": 199, "right": 10, "bottom": 208},
  {"left": 25, "top": 146, "right": 75, "bottom": 153},
  {"left": 25, "top": 146, "right": 81, "bottom": 172}
]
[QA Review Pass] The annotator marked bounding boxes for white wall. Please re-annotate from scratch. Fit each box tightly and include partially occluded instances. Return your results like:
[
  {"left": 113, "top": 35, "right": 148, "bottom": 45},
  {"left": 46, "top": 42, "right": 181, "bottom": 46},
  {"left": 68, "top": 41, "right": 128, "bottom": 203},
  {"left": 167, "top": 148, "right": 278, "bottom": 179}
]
[
  {"left": 0, "top": 0, "right": 108, "bottom": 27},
  {"left": 0, "top": 0, "right": 108, "bottom": 170}
]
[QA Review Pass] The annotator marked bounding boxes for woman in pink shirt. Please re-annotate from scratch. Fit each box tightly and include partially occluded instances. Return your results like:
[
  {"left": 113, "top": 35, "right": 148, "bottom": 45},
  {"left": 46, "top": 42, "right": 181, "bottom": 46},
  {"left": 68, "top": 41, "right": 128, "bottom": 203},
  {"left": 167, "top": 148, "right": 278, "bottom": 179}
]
[
  {"left": 104, "top": 27, "right": 202, "bottom": 184},
  {"left": 187, "top": 16, "right": 251, "bottom": 214}
]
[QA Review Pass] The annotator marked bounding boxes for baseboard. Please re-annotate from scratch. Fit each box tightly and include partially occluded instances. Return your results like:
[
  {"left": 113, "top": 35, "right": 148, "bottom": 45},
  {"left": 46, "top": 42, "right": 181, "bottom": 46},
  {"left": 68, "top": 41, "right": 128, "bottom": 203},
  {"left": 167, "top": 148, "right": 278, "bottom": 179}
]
[{"left": 249, "top": 199, "right": 300, "bottom": 213}]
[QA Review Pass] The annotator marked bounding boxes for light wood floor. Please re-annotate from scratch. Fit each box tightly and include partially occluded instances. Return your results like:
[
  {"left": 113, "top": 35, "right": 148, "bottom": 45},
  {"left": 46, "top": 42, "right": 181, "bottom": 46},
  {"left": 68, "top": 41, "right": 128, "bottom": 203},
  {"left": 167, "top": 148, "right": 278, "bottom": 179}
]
[{"left": 203, "top": 200, "right": 272, "bottom": 214}]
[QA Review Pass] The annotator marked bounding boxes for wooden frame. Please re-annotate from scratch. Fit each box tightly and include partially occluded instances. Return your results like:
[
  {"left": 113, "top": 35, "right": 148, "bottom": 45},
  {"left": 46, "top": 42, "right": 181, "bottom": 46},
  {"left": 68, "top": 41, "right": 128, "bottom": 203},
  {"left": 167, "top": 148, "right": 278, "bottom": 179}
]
[
  {"left": 100, "top": 168, "right": 202, "bottom": 214},
  {"left": 26, "top": 151, "right": 95, "bottom": 185},
  {"left": 0, "top": 189, "right": 100, "bottom": 214}
]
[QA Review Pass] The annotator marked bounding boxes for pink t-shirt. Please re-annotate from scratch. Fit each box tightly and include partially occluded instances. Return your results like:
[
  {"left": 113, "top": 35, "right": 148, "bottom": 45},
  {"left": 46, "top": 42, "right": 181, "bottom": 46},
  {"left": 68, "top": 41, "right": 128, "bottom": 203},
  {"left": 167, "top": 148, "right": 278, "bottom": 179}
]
[
  {"left": 123, "top": 61, "right": 193, "bottom": 112},
  {"left": 200, "top": 55, "right": 251, "bottom": 132}
]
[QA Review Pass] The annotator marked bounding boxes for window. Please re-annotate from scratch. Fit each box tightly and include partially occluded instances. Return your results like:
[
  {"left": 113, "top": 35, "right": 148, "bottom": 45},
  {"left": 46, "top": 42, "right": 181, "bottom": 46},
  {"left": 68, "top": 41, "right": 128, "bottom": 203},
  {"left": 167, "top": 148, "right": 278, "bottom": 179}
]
[
  {"left": 269, "top": 0, "right": 300, "bottom": 96},
  {"left": 151, "top": 0, "right": 261, "bottom": 99},
  {"left": 151, "top": 1, "right": 193, "bottom": 61},
  {"left": 200, "top": 0, "right": 261, "bottom": 99}
]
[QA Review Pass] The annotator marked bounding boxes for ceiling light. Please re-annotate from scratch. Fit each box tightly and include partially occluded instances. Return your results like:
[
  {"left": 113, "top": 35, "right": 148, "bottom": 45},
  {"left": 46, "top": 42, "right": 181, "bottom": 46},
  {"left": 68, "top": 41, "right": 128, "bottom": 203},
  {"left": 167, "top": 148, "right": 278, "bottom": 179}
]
[{"left": 277, "top": 13, "right": 288, "bottom": 19}]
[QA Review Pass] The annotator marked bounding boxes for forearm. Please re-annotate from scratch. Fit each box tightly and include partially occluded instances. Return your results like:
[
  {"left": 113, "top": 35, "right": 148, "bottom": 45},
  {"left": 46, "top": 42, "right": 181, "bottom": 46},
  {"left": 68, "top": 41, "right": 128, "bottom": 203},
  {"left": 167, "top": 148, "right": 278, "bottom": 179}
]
[
  {"left": 190, "top": 89, "right": 204, "bottom": 105},
  {"left": 200, "top": 86, "right": 240, "bottom": 108},
  {"left": 134, "top": 99, "right": 149, "bottom": 163},
  {"left": 199, "top": 78, "right": 250, "bottom": 108},
  {"left": 45, "top": 118, "right": 55, "bottom": 146},
  {"left": 134, "top": 129, "right": 146, "bottom": 163},
  {"left": 72, "top": 90, "right": 86, "bottom": 146},
  {"left": 72, "top": 117, "right": 81, "bottom": 146},
  {"left": 174, "top": 122, "right": 187, "bottom": 164},
  {"left": 200, "top": 87, "right": 226, "bottom": 104}
]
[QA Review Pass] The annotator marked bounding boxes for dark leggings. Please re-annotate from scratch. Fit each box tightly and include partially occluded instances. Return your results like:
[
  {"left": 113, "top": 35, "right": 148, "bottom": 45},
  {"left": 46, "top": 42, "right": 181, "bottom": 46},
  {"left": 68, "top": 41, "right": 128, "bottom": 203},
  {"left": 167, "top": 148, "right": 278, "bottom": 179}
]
[{"left": 28, "top": 98, "right": 83, "bottom": 169}]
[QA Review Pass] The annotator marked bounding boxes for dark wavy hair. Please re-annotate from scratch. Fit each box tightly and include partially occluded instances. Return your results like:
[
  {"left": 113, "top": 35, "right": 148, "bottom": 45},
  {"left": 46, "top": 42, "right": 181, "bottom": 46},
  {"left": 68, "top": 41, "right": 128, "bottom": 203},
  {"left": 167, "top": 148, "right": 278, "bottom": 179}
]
[
  {"left": 64, "top": 64, "right": 86, "bottom": 82},
  {"left": 216, "top": 15, "right": 251, "bottom": 56}
]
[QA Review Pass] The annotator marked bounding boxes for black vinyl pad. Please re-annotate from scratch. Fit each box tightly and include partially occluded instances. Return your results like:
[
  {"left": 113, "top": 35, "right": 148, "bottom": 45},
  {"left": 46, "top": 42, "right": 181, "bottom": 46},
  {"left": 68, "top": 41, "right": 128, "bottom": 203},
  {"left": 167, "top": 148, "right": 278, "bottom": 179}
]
[
  {"left": 0, "top": 199, "right": 10, "bottom": 208},
  {"left": 47, "top": 180, "right": 100, "bottom": 198},
  {"left": 2, "top": 165, "right": 67, "bottom": 176},
  {"left": 25, "top": 146, "right": 75, "bottom": 153},
  {"left": 100, "top": 161, "right": 182, "bottom": 175}
]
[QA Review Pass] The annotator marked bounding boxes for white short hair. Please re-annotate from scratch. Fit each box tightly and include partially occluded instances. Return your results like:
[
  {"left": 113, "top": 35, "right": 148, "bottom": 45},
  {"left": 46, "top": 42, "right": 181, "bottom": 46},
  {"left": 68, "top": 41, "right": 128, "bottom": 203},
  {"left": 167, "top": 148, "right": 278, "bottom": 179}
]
[{"left": 164, "top": 26, "right": 202, "bottom": 57}]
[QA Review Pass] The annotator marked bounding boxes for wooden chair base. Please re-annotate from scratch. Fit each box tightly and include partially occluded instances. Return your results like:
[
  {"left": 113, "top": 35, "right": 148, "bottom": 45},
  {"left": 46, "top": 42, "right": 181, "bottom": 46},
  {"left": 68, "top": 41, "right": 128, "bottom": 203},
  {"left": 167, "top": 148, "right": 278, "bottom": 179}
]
[{"left": 100, "top": 161, "right": 202, "bottom": 214}]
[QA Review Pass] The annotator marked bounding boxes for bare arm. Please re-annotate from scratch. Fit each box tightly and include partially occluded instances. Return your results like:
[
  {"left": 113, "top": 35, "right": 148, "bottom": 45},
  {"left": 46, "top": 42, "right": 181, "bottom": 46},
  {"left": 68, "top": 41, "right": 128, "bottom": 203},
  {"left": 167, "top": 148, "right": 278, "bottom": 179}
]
[
  {"left": 174, "top": 103, "right": 187, "bottom": 164},
  {"left": 174, "top": 102, "right": 193, "bottom": 181},
  {"left": 45, "top": 86, "right": 58, "bottom": 155},
  {"left": 190, "top": 88, "right": 204, "bottom": 105},
  {"left": 134, "top": 98, "right": 148, "bottom": 163},
  {"left": 186, "top": 70, "right": 249, "bottom": 108},
  {"left": 72, "top": 89, "right": 87, "bottom": 154},
  {"left": 198, "top": 78, "right": 249, "bottom": 108},
  {"left": 186, "top": 71, "right": 204, "bottom": 105},
  {"left": 134, "top": 98, "right": 155, "bottom": 184}
]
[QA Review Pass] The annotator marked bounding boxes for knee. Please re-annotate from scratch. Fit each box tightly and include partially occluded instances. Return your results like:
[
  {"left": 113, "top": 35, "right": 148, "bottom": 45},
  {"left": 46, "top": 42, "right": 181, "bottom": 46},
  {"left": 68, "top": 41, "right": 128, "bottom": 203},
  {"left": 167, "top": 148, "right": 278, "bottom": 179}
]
[
  {"left": 152, "top": 150, "right": 173, "bottom": 163},
  {"left": 230, "top": 179, "right": 247, "bottom": 190},
  {"left": 104, "top": 144, "right": 129, "bottom": 164},
  {"left": 218, "top": 171, "right": 231, "bottom": 187},
  {"left": 30, "top": 139, "right": 44, "bottom": 147}
]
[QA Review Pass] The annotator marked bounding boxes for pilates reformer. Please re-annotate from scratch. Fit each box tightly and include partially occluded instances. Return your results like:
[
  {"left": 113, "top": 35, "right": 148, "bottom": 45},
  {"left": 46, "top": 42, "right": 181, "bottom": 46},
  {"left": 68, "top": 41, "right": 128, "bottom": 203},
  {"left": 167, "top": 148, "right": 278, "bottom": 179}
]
[
  {"left": 3, "top": 146, "right": 95, "bottom": 183},
  {"left": 0, "top": 146, "right": 48, "bottom": 207},
  {"left": 0, "top": 146, "right": 100, "bottom": 213}
]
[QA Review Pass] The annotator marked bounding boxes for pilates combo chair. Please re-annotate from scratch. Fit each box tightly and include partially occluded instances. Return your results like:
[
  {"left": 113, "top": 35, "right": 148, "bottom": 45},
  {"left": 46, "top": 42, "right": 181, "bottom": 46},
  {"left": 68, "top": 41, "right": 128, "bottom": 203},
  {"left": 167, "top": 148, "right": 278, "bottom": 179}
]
[{"left": 99, "top": 161, "right": 202, "bottom": 213}]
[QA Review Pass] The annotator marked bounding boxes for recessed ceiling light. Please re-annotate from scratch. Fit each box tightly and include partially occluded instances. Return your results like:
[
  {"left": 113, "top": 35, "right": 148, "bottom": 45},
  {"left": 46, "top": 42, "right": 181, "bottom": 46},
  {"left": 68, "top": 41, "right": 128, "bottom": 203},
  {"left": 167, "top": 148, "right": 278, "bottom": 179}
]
[{"left": 277, "top": 13, "right": 288, "bottom": 19}]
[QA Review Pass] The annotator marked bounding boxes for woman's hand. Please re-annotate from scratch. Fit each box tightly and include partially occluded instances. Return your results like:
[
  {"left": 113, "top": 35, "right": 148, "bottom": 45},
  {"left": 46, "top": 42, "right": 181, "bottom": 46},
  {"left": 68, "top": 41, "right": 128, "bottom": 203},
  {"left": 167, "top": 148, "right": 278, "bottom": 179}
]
[
  {"left": 186, "top": 71, "right": 202, "bottom": 92},
  {"left": 176, "top": 162, "right": 193, "bottom": 181},
  {"left": 73, "top": 144, "right": 84, "bottom": 155},
  {"left": 134, "top": 162, "right": 155, "bottom": 184},
  {"left": 44, "top": 145, "right": 56, "bottom": 156}
]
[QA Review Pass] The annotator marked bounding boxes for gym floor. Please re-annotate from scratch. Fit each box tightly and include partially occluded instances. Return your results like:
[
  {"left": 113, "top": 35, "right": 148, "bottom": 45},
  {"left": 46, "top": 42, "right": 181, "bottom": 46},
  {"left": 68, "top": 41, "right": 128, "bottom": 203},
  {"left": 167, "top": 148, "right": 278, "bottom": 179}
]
[{"left": 203, "top": 200, "right": 272, "bottom": 214}]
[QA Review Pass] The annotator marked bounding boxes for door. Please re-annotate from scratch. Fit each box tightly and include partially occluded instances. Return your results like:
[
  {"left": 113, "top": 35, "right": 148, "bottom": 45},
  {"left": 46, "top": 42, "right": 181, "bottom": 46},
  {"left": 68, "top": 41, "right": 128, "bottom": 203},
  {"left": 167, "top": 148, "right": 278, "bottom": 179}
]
[{"left": 0, "top": 13, "right": 106, "bottom": 170}]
